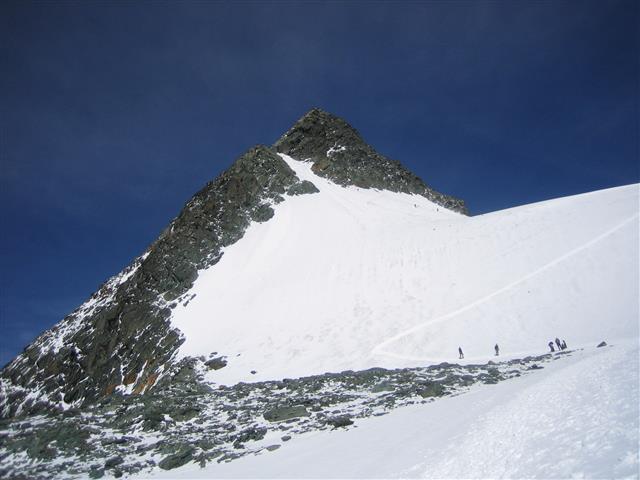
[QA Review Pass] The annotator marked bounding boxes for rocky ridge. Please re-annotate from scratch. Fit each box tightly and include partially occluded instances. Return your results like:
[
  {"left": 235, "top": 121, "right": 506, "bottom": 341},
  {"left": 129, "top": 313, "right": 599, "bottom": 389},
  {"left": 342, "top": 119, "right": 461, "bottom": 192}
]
[{"left": 0, "top": 146, "right": 318, "bottom": 418}]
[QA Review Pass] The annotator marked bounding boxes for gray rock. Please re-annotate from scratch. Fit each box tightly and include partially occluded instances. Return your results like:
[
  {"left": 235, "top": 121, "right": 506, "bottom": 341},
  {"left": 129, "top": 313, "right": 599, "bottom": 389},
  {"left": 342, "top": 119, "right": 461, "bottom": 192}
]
[
  {"left": 327, "top": 415, "right": 353, "bottom": 428},
  {"left": 159, "top": 446, "right": 195, "bottom": 470},
  {"left": 204, "top": 357, "right": 227, "bottom": 370},
  {"left": 89, "top": 467, "right": 105, "bottom": 479},
  {"left": 264, "top": 405, "right": 310, "bottom": 422},
  {"left": 233, "top": 426, "right": 267, "bottom": 443},
  {"left": 371, "top": 381, "right": 395, "bottom": 393},
  {"left": 417, "top": 382, "right": 445, "bottom": 398},
  {"left": 104, "top": 456, "right": 124, "bottom": 469},
  {"left": 597, "top": 341, "right": 607, "bottom": 348},
  {"left": 287, "top": 180, "right": 319, "bottom": 195}
]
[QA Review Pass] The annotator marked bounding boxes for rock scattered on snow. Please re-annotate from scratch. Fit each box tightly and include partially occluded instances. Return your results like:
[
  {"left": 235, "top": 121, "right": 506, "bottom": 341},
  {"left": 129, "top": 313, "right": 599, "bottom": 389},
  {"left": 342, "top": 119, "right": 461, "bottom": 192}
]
[{"left": 0, "top": 350, "right": 572, "bottom": 479}]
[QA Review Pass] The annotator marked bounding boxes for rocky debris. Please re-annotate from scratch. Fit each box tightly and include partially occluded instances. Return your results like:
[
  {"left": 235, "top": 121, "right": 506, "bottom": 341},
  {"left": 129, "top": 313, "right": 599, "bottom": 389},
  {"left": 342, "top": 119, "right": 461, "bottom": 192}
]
[
  {"left": 0, "top": 350, "right": 572, "bottom": 479},
  {"left": 274, "top": 109, "right": 467, "bottom": 214}
]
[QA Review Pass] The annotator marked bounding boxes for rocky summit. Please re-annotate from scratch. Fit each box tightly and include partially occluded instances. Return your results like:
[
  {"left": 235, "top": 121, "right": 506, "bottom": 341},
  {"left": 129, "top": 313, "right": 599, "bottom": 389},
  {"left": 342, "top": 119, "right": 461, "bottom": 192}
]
[
  {"left": 275, "top": 109, "right": 467, "bottom": 213},
  {"left": 0, "top": 109, "right": 466, "bottom": 420}
]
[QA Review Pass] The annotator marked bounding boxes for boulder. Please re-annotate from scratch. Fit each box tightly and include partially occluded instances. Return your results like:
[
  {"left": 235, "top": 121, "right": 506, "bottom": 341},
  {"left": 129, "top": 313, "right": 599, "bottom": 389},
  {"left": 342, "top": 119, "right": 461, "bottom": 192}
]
[
  {"left": 327, "top": 415, "right": 354, "bottom": 428},
  {"left": 263, "top": 405, "right": 309, "bottom": 422},
  {"left": 104, "top": 456, "right": 124, "bottom": 469},
  {"left": 205, "top": 357, "right": 227, "bottom": 370},
  {"left": 159, "top": 446, "right": 195, "bottom": 470},
  {"left": 417, "top": 382, "right": 445, "bottom": 398}
]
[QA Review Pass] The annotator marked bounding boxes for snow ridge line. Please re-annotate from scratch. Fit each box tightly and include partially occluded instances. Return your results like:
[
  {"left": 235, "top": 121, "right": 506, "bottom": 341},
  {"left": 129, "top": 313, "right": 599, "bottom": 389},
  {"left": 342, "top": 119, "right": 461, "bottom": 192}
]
[{"left": 371, "top": 212, "right": 639, "bottom": 361}]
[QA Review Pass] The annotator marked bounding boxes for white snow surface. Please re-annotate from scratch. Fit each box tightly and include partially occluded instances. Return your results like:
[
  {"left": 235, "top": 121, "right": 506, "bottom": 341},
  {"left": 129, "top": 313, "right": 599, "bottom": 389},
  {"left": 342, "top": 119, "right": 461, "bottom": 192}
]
[
  {"left": 170, "top": 155, "right": 638, "bottom": 385},
  {"left": 146, "top": 340, "right": 639, "bottom": 479}
]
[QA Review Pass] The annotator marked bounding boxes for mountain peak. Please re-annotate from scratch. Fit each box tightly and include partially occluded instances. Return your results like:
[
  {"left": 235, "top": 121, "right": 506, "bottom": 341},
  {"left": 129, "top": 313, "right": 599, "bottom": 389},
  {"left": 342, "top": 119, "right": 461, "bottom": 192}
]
[
  {"left": 0, "top": 109, "right": 465, "bottom": 420},
  {"left": 275, "top": 109, "right": 467, "bottom": 214},
  {"left": 274, "top": 108, "right": 367, "bottom": 162},
  {"left": 297, "top": 107, "right": 345, "bottom": 124}
]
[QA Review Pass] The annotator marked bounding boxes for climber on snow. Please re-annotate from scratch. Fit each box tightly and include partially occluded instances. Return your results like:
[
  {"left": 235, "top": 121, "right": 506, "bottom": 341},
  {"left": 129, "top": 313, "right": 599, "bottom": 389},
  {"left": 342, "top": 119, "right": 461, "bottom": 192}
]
[
  {"left": 494, "top": 344, "right": 500, "bottom": 356},
  {"left": 458, "top": 347, "right": 464, "bottom": 359},
  {"left": 548, "top": 341, "right": 555, "bottom": 353}
]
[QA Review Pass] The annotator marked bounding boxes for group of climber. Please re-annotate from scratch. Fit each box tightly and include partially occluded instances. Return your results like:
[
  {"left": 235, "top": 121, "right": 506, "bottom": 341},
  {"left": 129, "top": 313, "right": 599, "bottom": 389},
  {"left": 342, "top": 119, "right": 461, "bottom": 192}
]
[
  {"left": 548, "top": 337, "right": 567, "bottom": 352},
  {"left": 457, "top": 343, "right": 500, "bottom": 359},
  {"left": 457, "top": 338, "right": 568, "bottom": 360}
]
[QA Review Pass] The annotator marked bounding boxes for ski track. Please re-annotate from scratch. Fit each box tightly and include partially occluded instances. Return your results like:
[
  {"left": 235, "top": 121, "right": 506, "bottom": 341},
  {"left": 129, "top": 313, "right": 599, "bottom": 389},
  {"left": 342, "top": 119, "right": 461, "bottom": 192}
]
[{"left": 372, "top": 212, "right": 640, "bottom": 362}]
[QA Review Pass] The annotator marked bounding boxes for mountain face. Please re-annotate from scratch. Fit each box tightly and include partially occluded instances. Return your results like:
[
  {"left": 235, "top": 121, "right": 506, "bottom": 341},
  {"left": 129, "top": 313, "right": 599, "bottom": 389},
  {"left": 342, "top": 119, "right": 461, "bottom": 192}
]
[
  {"left": 0, "top": 109, "right": 466, "bottom": 418},
  {"left": 1, "top": 110, "right": 637, "bottom": 480}
]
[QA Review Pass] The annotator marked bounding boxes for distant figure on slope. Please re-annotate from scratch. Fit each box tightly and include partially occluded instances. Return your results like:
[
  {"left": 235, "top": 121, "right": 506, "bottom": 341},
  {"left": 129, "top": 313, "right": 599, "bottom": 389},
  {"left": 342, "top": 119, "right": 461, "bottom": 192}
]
[
  {"left": 561, "top": 339, "right": 567, "bottom": 350},
  {"left": 458, "top": 347, "right": 464, "bottom": 359},
  {"left": 555, "top": 337, "right": 562, "bottom": 351},
  {"left": 548, "top": 341, "right": 555, "bottom": 353},
  {"left": 494, "top": 344, "right": 500, "bottom": 356}
]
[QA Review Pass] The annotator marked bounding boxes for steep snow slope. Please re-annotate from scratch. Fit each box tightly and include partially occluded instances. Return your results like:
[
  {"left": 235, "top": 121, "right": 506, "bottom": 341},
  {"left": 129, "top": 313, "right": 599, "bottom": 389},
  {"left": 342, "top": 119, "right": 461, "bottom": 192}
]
[
  {"left": 171, "top": 154, "right": 638, "bottom": 384},
  {"left": 148, "top": 341, "right": 639, "bottom": 479}
]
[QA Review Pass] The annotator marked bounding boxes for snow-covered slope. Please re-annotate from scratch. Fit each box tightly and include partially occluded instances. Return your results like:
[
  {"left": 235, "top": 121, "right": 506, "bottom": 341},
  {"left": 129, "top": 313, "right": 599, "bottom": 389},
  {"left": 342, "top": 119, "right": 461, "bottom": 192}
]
[
  {"left": 171, "top": 154, "right": 639, "bottom": 384},
  {"left": 148, "top": 340, "right": 639, "bottom": 479}
]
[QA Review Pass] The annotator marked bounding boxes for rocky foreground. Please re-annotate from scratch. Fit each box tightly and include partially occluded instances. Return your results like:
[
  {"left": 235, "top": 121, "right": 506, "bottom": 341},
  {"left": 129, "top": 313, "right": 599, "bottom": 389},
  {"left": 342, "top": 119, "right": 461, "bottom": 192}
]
[{"left": 0, "top": 351, "right": 572, "bottom": 479}]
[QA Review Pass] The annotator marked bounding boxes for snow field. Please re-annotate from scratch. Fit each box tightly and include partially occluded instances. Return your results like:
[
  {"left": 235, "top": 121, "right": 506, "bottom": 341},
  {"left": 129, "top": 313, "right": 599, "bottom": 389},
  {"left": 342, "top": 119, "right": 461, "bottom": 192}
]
[{"left": 170, "top": 154, "right": 638, "bottom": 384}]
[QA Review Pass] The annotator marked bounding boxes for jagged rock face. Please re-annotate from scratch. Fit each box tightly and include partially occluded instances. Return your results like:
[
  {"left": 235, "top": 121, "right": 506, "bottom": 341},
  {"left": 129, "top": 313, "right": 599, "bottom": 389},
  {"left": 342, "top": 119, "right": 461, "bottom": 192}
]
[
  {"left": 0, "top": 146, "right": 318, "bottom": 418},
  {"left": 274, "top": 108, "right": 467, "bottom": 214},
  {"left": 0, "top": 109, "right": 466, "bottom": 419}
]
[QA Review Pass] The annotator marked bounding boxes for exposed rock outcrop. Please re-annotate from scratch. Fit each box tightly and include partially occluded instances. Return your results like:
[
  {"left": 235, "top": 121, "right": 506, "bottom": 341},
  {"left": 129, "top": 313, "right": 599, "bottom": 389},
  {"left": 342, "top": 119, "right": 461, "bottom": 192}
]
[{"left": 275, "top": 108, "right": 467, "bottom": 214}]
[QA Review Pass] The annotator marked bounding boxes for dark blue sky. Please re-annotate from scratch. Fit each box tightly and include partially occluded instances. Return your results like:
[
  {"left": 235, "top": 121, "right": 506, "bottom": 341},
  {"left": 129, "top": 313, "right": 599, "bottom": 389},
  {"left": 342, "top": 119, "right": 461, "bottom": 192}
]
[{"left": 1, "top": 1, "right": 638, "bottom": 366}]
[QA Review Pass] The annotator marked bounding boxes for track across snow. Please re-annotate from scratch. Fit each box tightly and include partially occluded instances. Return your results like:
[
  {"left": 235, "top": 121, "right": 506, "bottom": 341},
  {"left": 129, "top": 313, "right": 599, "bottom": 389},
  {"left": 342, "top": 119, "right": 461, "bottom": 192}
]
[
  {"left": 169, "top": 154, "right": 638, "bottom": 384},
  {"left": 372, "top": 211, "right": 639, "bottom": 361}
]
